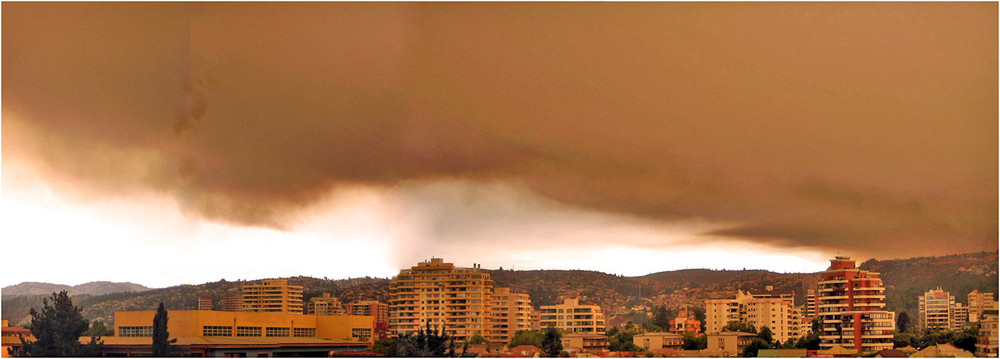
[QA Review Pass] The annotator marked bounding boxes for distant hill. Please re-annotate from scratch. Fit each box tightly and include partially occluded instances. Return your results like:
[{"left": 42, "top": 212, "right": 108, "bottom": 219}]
[
  {"left": 1, "top": 281, "right": 150, "bottom": 297},
  {"left": 2, "top": 252, "right": 995, "bottom": 328}
]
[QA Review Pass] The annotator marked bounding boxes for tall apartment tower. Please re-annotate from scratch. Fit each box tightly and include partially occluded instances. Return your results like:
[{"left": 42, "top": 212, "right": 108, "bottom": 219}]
[
  {"left": 968, "top": 290, "right": 998, "bottom": 323},
  {"left": 307, "top": 293, "right": 346, "bottom": 315},
  {"left": 242, "top": 279, "right": 304, "bottom": 314},
  {"left": 198, "top": 296, "right": 213, "bottom": 311},
  {"left": 222, "top": 291, "right": 244, "bottom": 312},
  {"left": 952, "top": 303, "right": 969, "bottom": 331},
  {"left": 347, "top": 300, "right": 390, "bottom": 340},
  {"left": 705, "top": 289, "right": 800, "bottom": 343},
  {"left": 817, "top": 256, "right": 894, "bottom": 353},
  {"left": 918, "top": 288, "right": 955, "bottom": 331},
  {"left": 538, "top": 298, "right": 606, "bottom": 335},
  {"left": 805, "top": 289, "right": 818, "bottom": 319},
  {"left": 488, "top": 287, "right": 534, "bottom": 343},
  {"left": 388, "top": 258, "right": 495, "bottom": 341}
]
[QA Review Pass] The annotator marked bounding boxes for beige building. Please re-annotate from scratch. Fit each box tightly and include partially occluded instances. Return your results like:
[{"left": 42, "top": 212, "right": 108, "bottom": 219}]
[
  {"left": 307, "top": 293, "right": 346, "bottom": 316},
  {"left": 976, "top": 312, "right": 998, "bottom": 357},
  {"left": 242, "top": 279, "right": 304, "bottom": 314},
  {"left": 953, "top": 303, "right": 969, "bottom": 331},
  {"left": 706, "top": 331, "right": 755, "bottom": 357},
  {"left": 969, "top": 290, "right": 998, "bottom": 323},
  {"left": 561, "top": 333, "right": 609, "bottom": 352},
  {"left": 539, "top": 298, "right": 606, "bottom": 334},
  {"left": 346, "top": 300, "right": 389, "bottom": 340},
  {"left": 488, "top": 287, "right": 533, "bottom": 343},
  {"left": 919, "top": 288, "right": 955, "bottom": 331},
  {"left": 388, "top": 258, "right": 494, "bottom": 341},
  {"left": 633, "top": 332, "right": 683, "bottom": 351},
  {"left": 704, "top": 288, "right": 801, "bottom": 343}
]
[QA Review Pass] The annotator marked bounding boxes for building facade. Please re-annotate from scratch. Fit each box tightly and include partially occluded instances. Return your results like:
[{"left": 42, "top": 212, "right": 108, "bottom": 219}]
[
  {"left": 346, "top": 300, "right": 390, "bottom": 340},
  {"left": 976, "top": 311, "right": 998, "bottom": 357},
  {"left": 706, "top": 331, "right": 755, "bottom": 357},
  {"left": 816, "top": 256, "right": 894, "bottom": 353},
  {"left": 307, "top": 293, "right": 346, "bottom": 316},
  {"left": 952, "top": 303, "right": 969, "bottom": 331},
  {"left": 539, "top": 298, "right": 607, "bottom": 335},
  {"left": 918, "top": 288, "right": 955, "bottom": 331},
  {"left": 222, "top": 290, "right": 243, "bottom": 312},
  {"left": 487, "top": 287, "right": 533, "bottom": 343},
  {"left": 704, "top": 288, "right": 801, "bottom": 343},
  {"left": 388, "top": 258, "right": 494, "bottom": 341},
  {"left": 633, "top": 332, "right": 684, "bottom": 351},
  {"left": 668, "top": 306, "right": 702, "bottom": 335},
  {"left": 969, "top": 290, "right": 999, "bottom": 323},
  {"left": 198, "top": 296, "right": 213, "bottom": 311},
  {"left": 242, "top": 279, "right": 304, "bottom": 314}
]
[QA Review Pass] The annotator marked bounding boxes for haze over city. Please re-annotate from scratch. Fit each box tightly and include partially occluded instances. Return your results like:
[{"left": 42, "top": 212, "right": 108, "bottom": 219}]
[{"left": 2, "top": 3, "right": 996, "bottom": 288}]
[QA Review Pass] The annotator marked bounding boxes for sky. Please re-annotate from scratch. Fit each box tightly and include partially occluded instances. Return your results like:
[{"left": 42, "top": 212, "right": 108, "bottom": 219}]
[{"left": 1, "top": 3, "right": 996, "bottom": 288}]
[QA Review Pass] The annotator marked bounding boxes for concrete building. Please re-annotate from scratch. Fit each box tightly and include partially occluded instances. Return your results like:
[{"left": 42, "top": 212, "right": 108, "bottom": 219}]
[
  {"left": 346, "top": 300, "right": 389, "bottom": 340},
  {"left": 668, "top": 306, "right": 702, "bottom": 335},
  {"left": 307, "top": 293, "right": 346, "bottom": 316},
  {"left": 704, "top": 288, "right": 801, "bottom": 343},
  {"left": 222, "top": 290, "right": 243, "bottom": 312},
  {"left": 198, "top": 296, "right": 213, "bottom": 311},
  {"left": 918, "top": 288, "right": 955, "bottom": 331},
  {"left": 969, "top": 290, "right": 999, "bottom": 323},
  {"left": 976, "top": 311, "right": 998, "bottom": 357},
  {"left": 488, "top": 287, "right": 533, "bottom": 343},
  {"left": 530, "top": 309, "right": 541, "bottom": 331},
  {"left": 633, "top": 332, "right": 683, "bottom": 351},
  {"left": 805, "top": 288, "right": 818, "bottom": 319},
  {"left": 387, "top": 258, "right": 494, "bottom": 341},
  {"left": 242, "top": 279, "right": 304, "bottom": 314},
  {"left": 817, "top": 256, "right": 894, "bottom": 354},
  {"left": 539, "top": 298, "right": 607, "bottom": 335},
  {"left": 561, "top": 333, "right": 609, "bottom": 353},
  {"left": 106, "top": 310, "right": 373, "bottom": 356},
  {"left": 953, "top": 302, "right": 969, "bottom": 331},
  {"left": 706, "top": 331, "right": 755, "bottom": 357}
]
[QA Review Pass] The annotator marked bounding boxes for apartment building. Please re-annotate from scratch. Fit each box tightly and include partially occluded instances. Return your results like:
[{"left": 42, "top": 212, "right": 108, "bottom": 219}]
[
  {"left": 539, "top": 298, "right": 607, "bottom": 335},
  {"left": 952, "top": 303, "right": 969, "bottom": 331},
  {"left": 222, "top": 291, "right": 243, "bottom": 312},
  {"left": 668, "top": 306, "right": 702, "bottom": 335},
  {"left": 918, "top": 288, "right": 955, "bottom": 331},
  {"left": 488, "top": 287, "right": 534, "bottom": 343},
  {"left": 805, "top": 288, "right": 819, "bottom": 319},
  {"left": 976, "top": 311, "right": 998, "bottom": 357},
  {"left": 969, "top": 290, "right": 998, "bottom": 323},
  {"left": 388, "top": 258, "right": 494, "bottom": 341},
  {"left": 307, "top": 293, "right": 346, "bottom": 316},
  {"left": 704, "top": 288, "right": 801, "bottom": 343},
  {"left": 198, "top": 296, "right": 213, "bottom": 311},
  {"left": 346, "top": 300, "right": 390, "bottom": 340},
  {"left": 816, "top": 256, "right": 894, "bottom": 354},
  {"left": 242, "top": 279, "right": 304, "bottom": 314}
]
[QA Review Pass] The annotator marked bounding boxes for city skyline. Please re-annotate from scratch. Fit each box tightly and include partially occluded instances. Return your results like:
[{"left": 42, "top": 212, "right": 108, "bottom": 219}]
[{"left": 2, "top": 3, "right": 997, "bottom": 288}]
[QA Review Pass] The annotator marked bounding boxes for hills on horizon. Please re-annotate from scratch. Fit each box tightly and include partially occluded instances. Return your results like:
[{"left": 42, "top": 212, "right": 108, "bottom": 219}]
[
  {"left": 2, "top": 251, "right": 995, "bottom": 328},
  {"left": 1, "top": 281, "right": 151, "bottom": 298}
]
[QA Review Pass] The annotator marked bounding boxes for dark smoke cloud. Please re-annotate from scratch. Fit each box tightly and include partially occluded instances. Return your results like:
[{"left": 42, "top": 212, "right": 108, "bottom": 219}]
[{"left": 3, "top": 3, "right": 996, "bottom": 257}]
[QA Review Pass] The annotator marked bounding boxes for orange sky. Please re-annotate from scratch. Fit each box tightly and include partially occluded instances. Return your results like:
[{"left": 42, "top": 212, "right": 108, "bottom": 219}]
[{"left": 2, "top": 3, "right": 996, "bottom": 287}]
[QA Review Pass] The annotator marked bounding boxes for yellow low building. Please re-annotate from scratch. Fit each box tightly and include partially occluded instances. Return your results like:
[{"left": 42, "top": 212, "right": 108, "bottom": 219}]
[
  {"left": 632, "top": 332, "right": 683, "bottom": 351},
  {"left": 115, "top": 310, "right": 374, "bottom": 343}
]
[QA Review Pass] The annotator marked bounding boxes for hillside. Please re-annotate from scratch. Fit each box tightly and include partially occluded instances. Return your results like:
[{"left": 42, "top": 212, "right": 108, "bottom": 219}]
[
  {"left": 1, "top": 281, "right": 150, "bottom": 297},
  {"left": 860, "top": 251, "right": 999, "bottom": 319},
  {"left": 2, "top": 252, "right": 995, "bottom": 328}
]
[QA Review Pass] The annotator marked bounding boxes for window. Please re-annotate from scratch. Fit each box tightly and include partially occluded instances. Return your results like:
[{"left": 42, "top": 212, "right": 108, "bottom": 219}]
[
  {"left": 119, "top": 326, "right": 153, "bottom": 337},
  {"left": 353, "top": 328, "right": 373, "bottom": 340},
  {"left": 293, "top": 328, "right": 317, "bottom": 337},
  {"left": 266, "top": 327, "right": 290, "bottom": 337},
  {"left": 204, "top": 326, "right": 233, "bottom": 337},
  {"left": 237, "top": 326, "right": 262, "bottom": 337}
]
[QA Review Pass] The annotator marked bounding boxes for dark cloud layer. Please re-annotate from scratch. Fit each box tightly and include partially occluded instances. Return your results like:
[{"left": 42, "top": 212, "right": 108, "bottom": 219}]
[{"left": 3, "top": 3, "right": 996, "bottom": 257}]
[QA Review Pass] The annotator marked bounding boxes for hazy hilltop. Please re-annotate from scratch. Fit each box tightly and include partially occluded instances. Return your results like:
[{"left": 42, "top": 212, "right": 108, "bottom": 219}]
[
  {"left": 1, "top": 281, "right": 150, "bottom": 298},
  {"left": 2, "top": 252, "right": 995, "bottom": 328}
]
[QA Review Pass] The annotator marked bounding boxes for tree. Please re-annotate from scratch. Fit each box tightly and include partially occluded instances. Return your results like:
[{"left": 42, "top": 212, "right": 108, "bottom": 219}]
[
  {"left": 371, "top": 338, "right": 397, "bottom": 356},
  {"left": 651, "top": 306, "right": 670, "bottom": 330},
  {"left": 740, "top": 337, "right": 771, "bottom": 357},
  {"left": 896, "top": 312, "right": 911, "bottom": 333},
  {"left": 609, "top": 328, "right": 641, "bottom": 352},
  {"left": 397, "top": 322, "right": 453, "bottom": 357},
  {"left": 467, "top": 334, "right": 488, "bottom": 345},
  {"left": 681, "top": 332, "right": 707, "bottom": 350},
  {"left": 19, "top": 291, "right": 103, "bottom": 356},
  {"left": 757, "top": 326, "right": 774, "bottom": 345},
  {"left": 509, "top": 330, "right": 544, "bottom": 348},
  {"left": 722, "top": 321, "right": 757, "bottom": 334},
  {"left": 152, "top": 303, "right": 173, "bottom": 356},
  {"left": 86, "top": 320, "right": 114, "bottom": 337},
  {"left": 542, "top": 327, "right": 563, "bottom": 357}
]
